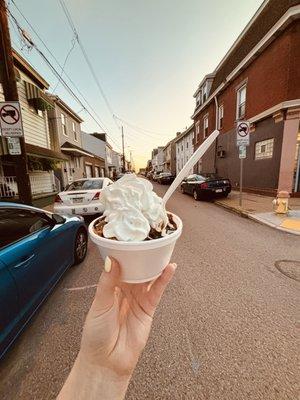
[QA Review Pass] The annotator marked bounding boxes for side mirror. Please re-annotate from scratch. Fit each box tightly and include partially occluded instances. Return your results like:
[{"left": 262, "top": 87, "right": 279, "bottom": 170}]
[{"left": 52, "top": 213, "right": 66, "bottom": 224}]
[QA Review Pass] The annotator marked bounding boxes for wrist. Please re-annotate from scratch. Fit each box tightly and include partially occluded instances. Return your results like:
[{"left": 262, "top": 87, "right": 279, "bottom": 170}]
[{"left": 58, "top": 352, "right": 131, "bottom": 400}]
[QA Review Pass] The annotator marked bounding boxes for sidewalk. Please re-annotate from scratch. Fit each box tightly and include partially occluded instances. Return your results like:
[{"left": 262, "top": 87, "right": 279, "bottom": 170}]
[{"left": 214, "top": 191, "right": 300, "bottom": 235}]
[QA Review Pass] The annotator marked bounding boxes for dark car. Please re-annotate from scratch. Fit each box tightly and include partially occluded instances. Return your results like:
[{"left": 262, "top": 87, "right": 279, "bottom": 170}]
[
  {"left": 180, "top": 173, "right": 231, "bottom": 200},
  {"left": 157, "top": 172, "right": 175, "bottom": 184},
  {"left": 0, "top": 202, "right": 88, "bottom": 359}
]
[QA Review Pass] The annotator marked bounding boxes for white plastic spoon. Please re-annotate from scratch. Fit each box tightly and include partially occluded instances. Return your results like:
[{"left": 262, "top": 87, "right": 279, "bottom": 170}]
[{"left": 163, "top": 129, "right": 220, "bottom": 205}]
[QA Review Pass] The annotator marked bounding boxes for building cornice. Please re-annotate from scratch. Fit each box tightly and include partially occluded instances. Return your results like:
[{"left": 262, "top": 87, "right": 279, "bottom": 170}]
[{"left": 192, "top": 4, "right": 300, "bottom": 119}]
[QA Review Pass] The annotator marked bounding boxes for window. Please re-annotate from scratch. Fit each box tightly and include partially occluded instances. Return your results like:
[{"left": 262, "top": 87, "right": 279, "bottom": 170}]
[
  {"left": 72, "top": 122, "right": 78, "bottom": 141},
  {"left": 186, "top": 142, "right": 188, "bottom": 148},
  {"left": 237, "top": 85, "right": 246, "bottom": 119},
  {"left": 196, "top": 91, "right": 202, "bottom": 107},
  {"left": 255, "top": 139, "right": 274, "bottom": 160},
  {"left": 203, "top": 115, "right": 208, "bottom": 138},
  {"left": 181, "top": 145, "right": 183, "bottom": 151},
  {"left": 202, "top": 83, "right": 207, "bottom": 103},
  {"left": 75, "top": 157, "right": 80, "bottom": 168},
  {"left": 66, "top": 179, "right": 104, "bottom": 191},
  {"left": 0, "top": 208, "right": 49, "bottom": 248},
  {"left": 195, "top": 121, "right": 200, "bottom": 140},
  {"left": 218, "top": 105, "right": 224, "bottom": 129},
  {"left": 61, "top": 113, "right": 67, "bottom": 136}
]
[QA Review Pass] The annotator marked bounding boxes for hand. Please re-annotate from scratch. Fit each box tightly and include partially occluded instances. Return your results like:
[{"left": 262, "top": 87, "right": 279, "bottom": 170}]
[
  {"left": 58, "top": 258, "right": 176, "bottom": 400},
  {"left": 80, "top": 257, "right": 177, "bottom": 376}
]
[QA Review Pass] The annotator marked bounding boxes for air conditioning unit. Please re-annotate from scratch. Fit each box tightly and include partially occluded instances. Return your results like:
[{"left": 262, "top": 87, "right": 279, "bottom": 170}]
[{"left": 217, "top": 150, "right": 226, "bottom": 158}]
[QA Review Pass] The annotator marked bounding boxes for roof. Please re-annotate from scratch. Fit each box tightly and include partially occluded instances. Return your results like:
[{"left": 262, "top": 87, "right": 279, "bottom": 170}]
[
  {"left": 12, "top": 49, "right": 49, "bottom": 89},
  {"left": 174, "top": 124, "right": 194, "bottom": 143},
  {"left": 210, "top": 0, "right": 300, "bottom": 93},
  {"left": 25, "top": 143, "right": 68, "bottom": 161},
  {"left": 193, "top": 73, "right": 216, "bottom": 97},
  {"left": 61, "top": 141, "right": 95, "bottom": 157},
  {"left": 48, "top": 95, "right": 83, "bottom": 123}
]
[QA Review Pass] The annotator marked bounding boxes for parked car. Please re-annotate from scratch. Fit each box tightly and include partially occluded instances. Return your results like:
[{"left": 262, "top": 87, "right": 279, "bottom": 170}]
[
  {"left": 54, "top": 177, "right": 113, "bottom": 216},
  {"left": 0, "top": 202, "right": 88, "bottom": 358},
  {"left": 146, "top": 171, "right": 153, "bottom": 180},
  {"left": 152, "top": 172, "right": 161, "bottom": 182},
  {"left": 157, "top": 172, "right": 175, "bottom": 185},
  {"left": 115, "top": 173, "right": 124, "bottom": 181},
  {"left": 180, "top": 173, "right": 231, "bottom": 200}
]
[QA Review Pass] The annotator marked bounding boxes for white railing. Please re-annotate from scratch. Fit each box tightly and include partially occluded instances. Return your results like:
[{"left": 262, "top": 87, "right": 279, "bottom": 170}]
[{"left": 0, "top": 176, "right": 18, "bottom": 198}]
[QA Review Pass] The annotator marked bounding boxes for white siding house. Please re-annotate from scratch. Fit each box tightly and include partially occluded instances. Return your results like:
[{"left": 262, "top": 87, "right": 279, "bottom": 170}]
[
  {"left": 175, "top": 125, "right": 194, "bottom": 175},
  {"left": 0, "top": 50, "right": 67, "bottom": 205}
]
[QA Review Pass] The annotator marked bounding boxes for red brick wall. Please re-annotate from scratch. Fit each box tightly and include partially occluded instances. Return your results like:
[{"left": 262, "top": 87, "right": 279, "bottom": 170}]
[{"left": 193, "top": 22, "right": 299, "bottom": 146}]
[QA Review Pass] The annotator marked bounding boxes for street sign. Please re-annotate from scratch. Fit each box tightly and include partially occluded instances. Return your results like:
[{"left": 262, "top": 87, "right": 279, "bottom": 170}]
[
  {"left": 236, "top": 120, "right": 250, "bottom": 146},
  {"left": 7, "top": 137, "right": 21, "bottom": 155},
  {"left": 239, "top": 145, "right": 246, "bottom": 159},
  {"left": 0, "top": 101, "right": 24, "bottom": 137}
]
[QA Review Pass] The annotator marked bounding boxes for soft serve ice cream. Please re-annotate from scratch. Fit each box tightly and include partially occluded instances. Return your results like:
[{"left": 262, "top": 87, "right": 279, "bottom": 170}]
[{"left": 95, "top": 174, "right": 173, "bottom": 242}]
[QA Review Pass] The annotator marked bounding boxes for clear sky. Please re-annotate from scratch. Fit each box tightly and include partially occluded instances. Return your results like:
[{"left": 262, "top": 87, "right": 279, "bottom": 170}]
[{"left": 9, "top": 0, "right": 263, "bottom": 170}]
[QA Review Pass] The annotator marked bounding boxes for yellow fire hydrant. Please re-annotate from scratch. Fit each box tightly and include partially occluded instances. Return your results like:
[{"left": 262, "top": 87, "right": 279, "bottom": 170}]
[{"left": 272, "top": 191, "right": 290, "bottom": 214}]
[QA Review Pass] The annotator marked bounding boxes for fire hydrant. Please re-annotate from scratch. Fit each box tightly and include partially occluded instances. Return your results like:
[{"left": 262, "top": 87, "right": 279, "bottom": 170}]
[{"left": 272, "top": 191, "right": 290, "bottom": 215}]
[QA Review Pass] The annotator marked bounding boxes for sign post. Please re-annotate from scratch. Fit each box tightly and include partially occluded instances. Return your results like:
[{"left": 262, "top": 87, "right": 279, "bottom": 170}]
[{"left": 236, "top": 121, "right": 250, "bottom": 208}]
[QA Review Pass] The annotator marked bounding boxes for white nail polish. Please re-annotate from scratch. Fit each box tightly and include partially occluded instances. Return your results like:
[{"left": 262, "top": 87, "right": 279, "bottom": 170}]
[{"left": 104, "top": 256, "right": 112, "bottom": 273}]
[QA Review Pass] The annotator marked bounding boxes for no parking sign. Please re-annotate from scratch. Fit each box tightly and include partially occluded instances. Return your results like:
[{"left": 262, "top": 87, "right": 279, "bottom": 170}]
[
  {"left": 236, "top": 121, "right": 250, "bottom": 146},
  {"left": 0, "top": 101, "right": 24, "bottom": 137}
]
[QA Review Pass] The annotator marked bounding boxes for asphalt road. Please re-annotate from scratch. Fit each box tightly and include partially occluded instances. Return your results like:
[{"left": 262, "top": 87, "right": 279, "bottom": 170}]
[{"left": 0, "top": 183, "right": 299, "bottom": 400}]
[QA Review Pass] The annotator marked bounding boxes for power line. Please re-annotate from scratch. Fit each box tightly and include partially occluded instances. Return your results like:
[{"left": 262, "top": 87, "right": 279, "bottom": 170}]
[
  {"left": 8, "top": 11, "right": 122, "bottom": 152},
  {"left": 58, "top": 0, "right": 120, "bottom": 132},
  {"left": 51, "top": 36, "right": 76, "bottom": 94},
  {"left": 8, "top": 6, "right": 122, "bottom": 151},
  {"left": 114, "top": 115, "right": 169, "bottom": 137}
]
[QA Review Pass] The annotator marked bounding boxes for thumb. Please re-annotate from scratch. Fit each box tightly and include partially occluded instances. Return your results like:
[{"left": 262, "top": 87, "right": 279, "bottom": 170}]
[{"left": 92, "top": 257, "right": 121, "bottom": 313}]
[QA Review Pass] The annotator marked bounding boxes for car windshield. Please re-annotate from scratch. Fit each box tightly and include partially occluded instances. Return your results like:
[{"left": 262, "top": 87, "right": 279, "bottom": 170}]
[
  {"left": 65, "top": 179, "right": 104, "bottom": 191},
  {"left": 161, "top": 173, "right": 171, "bottom": 176}
]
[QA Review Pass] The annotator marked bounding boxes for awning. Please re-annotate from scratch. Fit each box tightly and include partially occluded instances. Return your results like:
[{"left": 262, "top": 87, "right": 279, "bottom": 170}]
[
  {"left": 26, "top": 143, "right": 68, "bottom": 161},
  {"left": 61, "top": 141, "right": 94, "bottom": 157},
  {"left": 25, "top": 81, "right": 54, "bottom": 111}
]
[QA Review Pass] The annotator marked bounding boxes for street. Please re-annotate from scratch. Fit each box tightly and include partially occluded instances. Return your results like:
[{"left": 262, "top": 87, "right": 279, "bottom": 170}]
[{"left": 0, "top": 183, "right": 299, "bottom": 400}]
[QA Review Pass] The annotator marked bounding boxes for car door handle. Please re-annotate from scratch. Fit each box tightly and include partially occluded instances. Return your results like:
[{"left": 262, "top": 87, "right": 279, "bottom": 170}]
[{"left": 14, "top": 254, "right": 35, "bottom": 269}]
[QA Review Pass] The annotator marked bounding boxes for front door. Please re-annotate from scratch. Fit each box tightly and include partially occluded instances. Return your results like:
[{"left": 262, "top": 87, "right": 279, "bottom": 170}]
[
  {"left": 86, "top": 164, "right": 93, "bottom": 178},
  {"left": 95, "top": 166, "right": 100, "bottom": 177}
]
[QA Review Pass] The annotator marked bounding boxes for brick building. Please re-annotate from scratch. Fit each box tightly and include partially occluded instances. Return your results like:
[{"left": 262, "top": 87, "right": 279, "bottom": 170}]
[{"left": 192, "top": 0, "right": 300, "bottom": 196}]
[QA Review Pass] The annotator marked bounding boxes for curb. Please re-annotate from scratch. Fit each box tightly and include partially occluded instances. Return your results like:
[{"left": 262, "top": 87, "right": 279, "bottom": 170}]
[
  {"left": 214, "top": 200, "right": 300, "bottom": 235},
  {"left": 214, "top": 200, "right": 250, "bottom": 218}
]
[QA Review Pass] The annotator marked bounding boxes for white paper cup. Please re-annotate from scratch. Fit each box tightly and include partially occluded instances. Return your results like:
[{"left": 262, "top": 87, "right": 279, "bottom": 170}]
[{"left": 88, "top": 213, "right": 182, "bottom": 283}]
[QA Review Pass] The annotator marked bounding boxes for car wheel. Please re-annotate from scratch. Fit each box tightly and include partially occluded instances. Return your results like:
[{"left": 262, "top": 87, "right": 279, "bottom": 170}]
[
  {"left": 74, "top": 228, "right": 88, "bottom": 265},
  {"left": 180, "top": 186, "right": 185, "bottom": 194},
  {"left": 193, "top": 189, "right": 199, "bottom": 201}
]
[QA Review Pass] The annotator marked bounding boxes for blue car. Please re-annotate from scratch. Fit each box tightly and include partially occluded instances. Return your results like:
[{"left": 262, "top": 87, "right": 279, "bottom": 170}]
[{"left": 0, "top": 202, "right": 88, "bottom": 358}]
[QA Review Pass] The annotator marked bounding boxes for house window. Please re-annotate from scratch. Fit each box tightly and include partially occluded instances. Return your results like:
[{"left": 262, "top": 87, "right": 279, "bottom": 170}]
[
  {"left": 196, "top": 91, "right": 202, "bottom": 107},
  {"left": 255, "top": 138, "right": 274, "bottom": 160},
  {"left": 61, "top": 113, "right": 67, "bottom": 136},
  {"left": 195, "top": 121, "right": 200, "bottom": 140},
  {"left": 186, "top": 142, "right": 188, "bottom": 148},
  {"left": 181, "top": 145, "right": 183, "bottom": 151},
  {"left": 237, "top": 85, "right": 246, "bottom": 119},
  {"left": 218, "top": 105, "right": 224, "bottom": 129},
  {"left": 72, "top": 122, "right": 78, "bottom": 141},
  {"left": 203, "top": 115, "right": 208, "bottom": 138},
  {"left": 75, "top": 157, "right": 80, "bottom": 168},
  {"left": 202, "top": 83, "right": 207, "bottom": 103}
]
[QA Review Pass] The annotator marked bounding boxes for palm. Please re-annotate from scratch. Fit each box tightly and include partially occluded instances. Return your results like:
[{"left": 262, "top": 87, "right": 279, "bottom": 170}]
[{"left": 81, "top": 261, "right": 175, "bottom": 376}]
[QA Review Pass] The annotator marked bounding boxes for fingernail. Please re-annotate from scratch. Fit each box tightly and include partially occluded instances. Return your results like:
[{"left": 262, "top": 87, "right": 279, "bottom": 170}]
[
  {"left": 173, "top": 263, "right": 177, "bottom": 269},
  {"left": 104, "top": 256, "right": 112, "bottom": 273}
]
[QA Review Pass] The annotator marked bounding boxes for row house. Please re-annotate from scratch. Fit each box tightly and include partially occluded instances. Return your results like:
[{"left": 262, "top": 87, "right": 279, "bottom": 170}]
[
  {"left": 162, "top": 139, "right": 176, "bottom": 175},
  {"left": 174, "top": 125, "right": 194, "bottom": 175},
  {"left": 47, "top": 95, "right": 92, "bottom": 190},
  {"left": 192, "top": 0, "right": 300, "bottom": 196},
  {"left": 81, "top": 131, "right": 106, "bottom": 178},
  {"left": 0, "top": 50, "right": 66, "bottom": 206},
  {"left": 151, "top": 147, "right": 164, "bottom": 173}
]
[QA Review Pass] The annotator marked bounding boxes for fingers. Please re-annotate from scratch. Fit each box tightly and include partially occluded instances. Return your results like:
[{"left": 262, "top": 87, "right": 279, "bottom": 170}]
[
  {"left": 92, "top": 256, "right": 121, "bottom": 313},
  {"left": 146, "top": 263, "right": 177, "bottom": 316}
]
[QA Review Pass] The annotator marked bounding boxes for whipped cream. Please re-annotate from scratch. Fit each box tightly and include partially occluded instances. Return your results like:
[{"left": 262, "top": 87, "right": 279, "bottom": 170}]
[{"left": 99, "top": 174, "right": 168, "bottom": 241}]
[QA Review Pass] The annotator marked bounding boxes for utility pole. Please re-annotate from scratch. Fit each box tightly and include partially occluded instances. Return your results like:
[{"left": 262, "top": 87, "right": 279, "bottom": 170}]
[
  {"left": 121, "top": 125, "right": 125, "bottom": 172},
  {"left": 0, "top": 0, "right": 32, "bottom": 204}
]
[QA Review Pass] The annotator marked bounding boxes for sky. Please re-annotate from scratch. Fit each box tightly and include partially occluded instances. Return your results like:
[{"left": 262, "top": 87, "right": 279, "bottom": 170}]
[{"left": 9, "top": 0, "right": 263, "bottom": 170}]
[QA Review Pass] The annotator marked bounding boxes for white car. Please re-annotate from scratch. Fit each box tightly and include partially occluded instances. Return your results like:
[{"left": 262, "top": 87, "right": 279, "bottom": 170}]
[{"left": 54, "top": 177, "right": 113, "bottom": 216}]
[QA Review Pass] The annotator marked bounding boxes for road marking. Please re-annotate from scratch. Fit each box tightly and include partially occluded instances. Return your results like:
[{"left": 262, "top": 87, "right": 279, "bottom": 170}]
[{"left": 64, "top": 284, "right": 98, "bottom": 292}]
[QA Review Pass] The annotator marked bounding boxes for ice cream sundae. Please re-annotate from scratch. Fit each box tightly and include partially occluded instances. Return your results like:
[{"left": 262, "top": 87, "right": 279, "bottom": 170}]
[{"left": 93, "top": 174, "right": 177, "bottom": 242}]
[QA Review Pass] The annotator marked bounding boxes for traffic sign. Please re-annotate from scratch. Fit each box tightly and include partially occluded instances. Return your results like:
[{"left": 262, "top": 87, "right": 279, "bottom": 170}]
[
  {"left": 239, "top": 145, "right": 246, "bottom": 159},
  {"left": 236, "top": 120, "right": 250, "bottom": 146},
  {"left": 7, "top": 137, "right": 21, "bottom": 155},
  {"left": 0, "top": 101, "right": 24, "bottom": 137}
]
